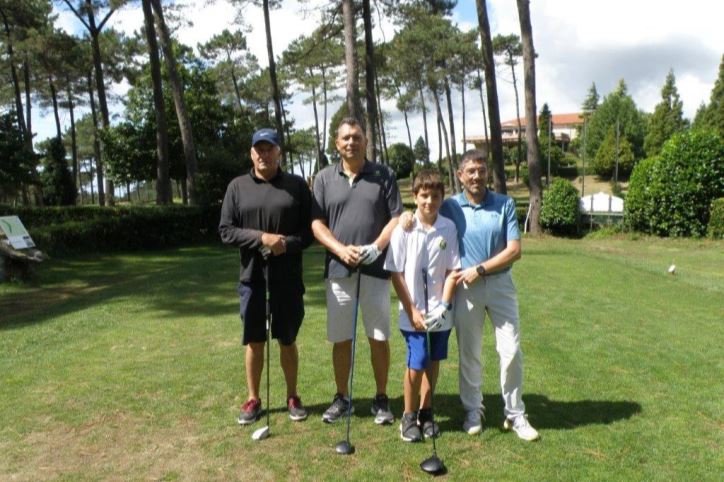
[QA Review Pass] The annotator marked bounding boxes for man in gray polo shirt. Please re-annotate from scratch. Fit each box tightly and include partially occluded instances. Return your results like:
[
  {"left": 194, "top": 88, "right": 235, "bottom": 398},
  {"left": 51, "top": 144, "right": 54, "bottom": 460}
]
[{"left": 311, "top": 117, "right": 403, "bottom": 425}]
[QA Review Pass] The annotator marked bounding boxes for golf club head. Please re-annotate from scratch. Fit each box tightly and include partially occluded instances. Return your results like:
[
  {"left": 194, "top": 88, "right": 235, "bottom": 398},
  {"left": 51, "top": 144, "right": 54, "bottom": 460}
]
[
  {"left": 251, "top": 426, "right": 269, "bottom": 441},
  {"left": 420, "top": 455, "right": 446, "bottom": 475},
  {"left": 335, "top": 440, "right": 355, "bottom": 455}
]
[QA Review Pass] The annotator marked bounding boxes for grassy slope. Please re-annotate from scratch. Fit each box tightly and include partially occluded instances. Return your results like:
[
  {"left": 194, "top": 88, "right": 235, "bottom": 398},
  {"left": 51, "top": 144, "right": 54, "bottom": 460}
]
[{"left": 1, "top": 237, "right": 722, "bottom": 481}]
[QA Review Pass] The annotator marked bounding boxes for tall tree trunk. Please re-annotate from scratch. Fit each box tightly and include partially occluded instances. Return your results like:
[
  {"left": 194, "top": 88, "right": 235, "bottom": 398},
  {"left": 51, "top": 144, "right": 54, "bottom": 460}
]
[
  {"left": 227, "top": 50, "right": 244, "bottom": 112},
  {"left": 375, "top": 70, "right": 388, "bottom": 164},
  {"left": 1, "top": 8, "right": 28, "bottom": 141},
  {"left": 321, "top": 65, "right": 329, "bottom": 165},
  {"left": 444, "top": 76, "right": 460, "bottom": 192},
  {"left": 418, "top": 81, "right": 429, "bottom": 162},
  {"left": 309, "top": 67, "right": 322, "bottom": 175},
  {"left": 475, "top": 0, "right": 506, "bottom": 194},
  {"left": 48, "top": 77, "right": 61, "bottom": 139},
  {"left": 126, "top": 180, "right": 131, "bottom": 203},
  {"left": 67, "top": 81, "right": 79, "bottom": 196},
  {"left": 23, "top": 57, "right": 32, "bottom": 149},
  {"left": 141, "top": 0, "right": 171, "bottom": 205},
  {"left": 151, "top": 0, "right": 198, "bottom": 205},
  {"left": 432, "top": 87, "right": 454, "bottom": 193},
  {"left": 461, "top": 79, "right": 467, "bottom": 152},
  {"left": 476, "top": 67, "right": 490, "bottom": 155},
  {"left": 86, "top": 2, "right": 115, "bottom": 205},
  {"left": 342, "top": 0, "right": 362, "bottom": 122},
  {"left": 517, "top": 0, "right": 542, "bottom": 234},
  {"left": 362, "top": 0, "right": 377, "bottom": 162},
  {"left": 262, "top": 0, "right": 286, "bottom": 166},
  {"left": 395, "top": 84, "right": 413, "bottom": 149},
  {"left": 87, "top": 71, "right": 105, "bottom": 206},
  {"left": 508, "top": 51, "right": 523, "bottom": 183}
]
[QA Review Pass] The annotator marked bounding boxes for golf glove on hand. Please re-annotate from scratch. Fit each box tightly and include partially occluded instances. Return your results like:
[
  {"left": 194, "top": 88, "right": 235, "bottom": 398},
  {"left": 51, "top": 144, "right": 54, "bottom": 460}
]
[
  {"left": 259, "top": 246, "right": 272, "bottom": 258},
  {"left": 423, "top": 303, "right": 451, "bottom": 331},
  {"left": 358, "top": 244, "right": 382, "bottom": 265}
]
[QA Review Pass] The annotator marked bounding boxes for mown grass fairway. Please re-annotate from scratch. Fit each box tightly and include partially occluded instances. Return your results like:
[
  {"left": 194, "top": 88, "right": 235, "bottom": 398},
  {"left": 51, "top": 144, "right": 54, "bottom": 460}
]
[{"left": 1, "top": 236, "right": 722, "bottom": 481}]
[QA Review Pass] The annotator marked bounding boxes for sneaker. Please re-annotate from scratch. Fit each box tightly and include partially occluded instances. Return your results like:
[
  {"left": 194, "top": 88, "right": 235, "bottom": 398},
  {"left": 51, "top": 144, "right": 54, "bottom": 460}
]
[
  {"left": 399, "top": 412, "right": 422, "bottom": 442},
  {"left": 237, "top": 398, "right": 261, "bottom": 425},
  {"left": 503, "top": 414, "right": 540, "bottom": 441},
  {"left": 322, "top": 393, "right": 352, "bottom": 423},
  {"left": 287, "top": 395, "right": 308, "bottom": 421},
  {"left": 462, "top": 408, "right": 482, "bottom": 435},
  {"left": 371, "top": 394, "right": 394, "bottom": 425},
  {"left": 418, "top": 408, "right": 440, "bottom": 438}
]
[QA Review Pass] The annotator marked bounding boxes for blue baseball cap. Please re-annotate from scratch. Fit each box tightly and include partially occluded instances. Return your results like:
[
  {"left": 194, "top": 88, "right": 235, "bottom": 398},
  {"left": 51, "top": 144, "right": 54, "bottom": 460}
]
[{"left": 252, "top": 128, "right": 280, "bottom": 147}]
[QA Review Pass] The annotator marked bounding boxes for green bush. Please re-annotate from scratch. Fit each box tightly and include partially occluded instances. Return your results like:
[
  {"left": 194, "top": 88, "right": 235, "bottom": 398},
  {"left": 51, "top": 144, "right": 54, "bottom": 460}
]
[
  {"left": 0, "top": 204, "right": 220, "bottom": 255},
  {"left": 387, "top": 143, "right": 415, "bottom": 179},
  {"left": 707, "top": 198, "right": 724, "bottom": 238},
  {"left": 625, "top": 130, "right": 723, "bottom": 237},
  {"left": 540, "top": 178, "right": 580, "bottom": 234}
]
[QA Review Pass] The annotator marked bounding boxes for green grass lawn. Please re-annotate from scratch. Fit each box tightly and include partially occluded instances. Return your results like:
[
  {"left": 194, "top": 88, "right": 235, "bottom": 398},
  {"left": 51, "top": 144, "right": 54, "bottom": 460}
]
[{"left": 1, "top": 236, "right": 722, "bottom": 481}]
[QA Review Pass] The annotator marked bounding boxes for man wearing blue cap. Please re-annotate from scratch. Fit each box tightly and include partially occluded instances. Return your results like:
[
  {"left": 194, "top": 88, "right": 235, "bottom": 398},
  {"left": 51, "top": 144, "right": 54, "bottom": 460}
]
[{"left": 220, "top": 128, "right": 313, "bottom": 426}]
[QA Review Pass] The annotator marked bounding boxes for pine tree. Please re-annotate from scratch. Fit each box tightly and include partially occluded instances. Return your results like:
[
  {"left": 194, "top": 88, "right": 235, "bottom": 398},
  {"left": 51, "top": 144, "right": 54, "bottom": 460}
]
[
  {"left": 592, "top": 128, "right": 635, "bottom": 178},
  {"left": 581, "top": 82, "right": 599, "bottom": 119},
  {"left": 644, "top": 70, "right": 687, "bottom": 157},
  {"left": 413, "top": 136, "right": 430, "bottom": 164},
  {"left": 693, "top": 54, "right": 724, "bottom": 138}
]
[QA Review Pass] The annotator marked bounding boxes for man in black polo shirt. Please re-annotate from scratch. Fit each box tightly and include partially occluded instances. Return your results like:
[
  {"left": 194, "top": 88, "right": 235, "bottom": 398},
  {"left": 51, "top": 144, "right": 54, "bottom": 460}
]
[
  {"left": 312, "top": 117, "right": 403, "bottom": 425},
  {"left": 219, "top": 128, "right": 313, "bottom": 426}
]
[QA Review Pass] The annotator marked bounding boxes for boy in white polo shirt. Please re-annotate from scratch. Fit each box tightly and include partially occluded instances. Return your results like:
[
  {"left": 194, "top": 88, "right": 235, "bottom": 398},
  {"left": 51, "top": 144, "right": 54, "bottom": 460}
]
[{"left": 384, "top": 169, "right": 461, "bottom": 442}]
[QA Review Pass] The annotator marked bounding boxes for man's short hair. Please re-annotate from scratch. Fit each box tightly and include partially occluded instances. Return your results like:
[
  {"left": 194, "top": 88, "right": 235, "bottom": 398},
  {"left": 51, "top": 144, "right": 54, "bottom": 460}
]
[
  {"left": 412, "top": 169, "right": 445, "bottom": 197},
  {"left": 459, "top": 148, "right": 488, "bottom": 169},
  {"left": 337, "top": 117, "right": 364, "bottom": 137}
]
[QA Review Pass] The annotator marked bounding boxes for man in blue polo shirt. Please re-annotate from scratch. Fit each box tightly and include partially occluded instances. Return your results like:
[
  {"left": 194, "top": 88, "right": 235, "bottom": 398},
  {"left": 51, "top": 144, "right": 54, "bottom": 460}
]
[{"left": 440, "top": 149, "right": 540, "bottom": 441}]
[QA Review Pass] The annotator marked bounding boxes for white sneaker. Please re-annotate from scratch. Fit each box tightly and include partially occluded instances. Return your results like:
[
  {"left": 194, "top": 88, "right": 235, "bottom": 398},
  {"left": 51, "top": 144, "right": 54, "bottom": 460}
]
[
  {"left": 503, "top": 414, "right": 540, "bottom": 441},
  {"left": 462, "top": 408, "right": 482, "bottom": 435}
]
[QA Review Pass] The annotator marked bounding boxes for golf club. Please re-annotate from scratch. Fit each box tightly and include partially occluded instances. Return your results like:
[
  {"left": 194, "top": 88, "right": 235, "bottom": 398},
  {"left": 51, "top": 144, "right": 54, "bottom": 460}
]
[
  {"left": 335, "top": 268, "right": 362, "bottom": 455},
  {"left": 252, "top": 252, "right": 272, "bottom": 441},
  {"left": 419, "top": 268, "right": 446, "bottom": 475}
]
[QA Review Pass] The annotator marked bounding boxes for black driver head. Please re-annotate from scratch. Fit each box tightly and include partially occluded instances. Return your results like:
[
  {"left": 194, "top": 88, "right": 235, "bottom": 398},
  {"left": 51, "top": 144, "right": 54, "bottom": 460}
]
[
  {"left": 335, "top": 440, "right": 355, "bottom": 455},
  {"left": 420, "top": 455, "right": 446, "bottom": 476}
]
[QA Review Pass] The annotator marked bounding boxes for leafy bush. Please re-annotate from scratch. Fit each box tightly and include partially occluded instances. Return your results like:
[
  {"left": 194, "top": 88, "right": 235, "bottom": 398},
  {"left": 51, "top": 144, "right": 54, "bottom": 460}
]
[
  {"left": 40, "top": 138, "right": 77, "bottom": 206},
  {"left": 592, "top": 129, "right": 636, "bottom": 178},
  {"left": 387, "top": 143, "right": 415, "bottom": 179},
  {"left": 540, "top": 178, "right": 580, "bottom": 234},
  {"left": 707, "top": 198, "right": 724, "bottom": 238},
  {"left": 625, "top": 130, "right": 723, "bottom": 237},
  {"left": 0, "top": 205, "right": 220, "bottom": 255}
]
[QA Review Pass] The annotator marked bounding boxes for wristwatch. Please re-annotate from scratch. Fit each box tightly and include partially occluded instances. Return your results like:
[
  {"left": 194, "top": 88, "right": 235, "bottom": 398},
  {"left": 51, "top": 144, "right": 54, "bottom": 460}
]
[{"left": 476, "top": 264, "right": 487, "bottom": 276}]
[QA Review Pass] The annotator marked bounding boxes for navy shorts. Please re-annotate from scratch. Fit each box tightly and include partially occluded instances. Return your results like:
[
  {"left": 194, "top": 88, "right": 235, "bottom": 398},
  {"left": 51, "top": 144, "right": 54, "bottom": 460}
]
[
  {"left": 238, "top": 280, "right": 304, "bottom": 346},
  {"left": 400, "top": 329, "right": 451, "bottom": 371}
]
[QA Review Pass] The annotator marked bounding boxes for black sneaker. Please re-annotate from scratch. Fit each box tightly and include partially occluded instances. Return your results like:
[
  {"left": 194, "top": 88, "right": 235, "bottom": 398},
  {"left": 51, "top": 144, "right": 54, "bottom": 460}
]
[
  {"left": 371, "top": 393, "right": 394, "bottom": 425},
  {"left": 399, "top": 412, "right": 422, "bottom": 442},
  {"left": 287, "top": 395, "right": 308, "bottom": 421},
  {"left": 322, "top": 393, "right": 352, "bottom": 423},
  {"left": 418, "top": 408, "right": 440, "bottom": 438},
  {"left": 237, "top": 398, "right": 261, "bottom": 425}
]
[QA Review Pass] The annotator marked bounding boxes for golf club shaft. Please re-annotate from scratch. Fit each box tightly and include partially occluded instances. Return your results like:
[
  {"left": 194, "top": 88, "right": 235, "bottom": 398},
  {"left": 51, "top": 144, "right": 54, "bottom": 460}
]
[
  {"left": 344, "top": 268, "right": 362, "bottom": 445},
  {"left": 265, "top": 259, "right": 271, "bottom": 428},
  {"left": 421, "top": 268, "right": 438, "bottom": 455}
]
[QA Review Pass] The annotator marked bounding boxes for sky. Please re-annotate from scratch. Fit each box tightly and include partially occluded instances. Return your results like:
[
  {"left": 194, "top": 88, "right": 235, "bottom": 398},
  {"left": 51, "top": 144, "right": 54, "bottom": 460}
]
[{"left": 39, "top": 0, "right": 723, "bottom": 163}]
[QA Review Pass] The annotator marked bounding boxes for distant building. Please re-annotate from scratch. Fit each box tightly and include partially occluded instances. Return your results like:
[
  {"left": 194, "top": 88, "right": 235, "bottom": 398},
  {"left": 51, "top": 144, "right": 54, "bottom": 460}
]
[{"left": 465, "top": 113, "right": 584, "bottom": 151}]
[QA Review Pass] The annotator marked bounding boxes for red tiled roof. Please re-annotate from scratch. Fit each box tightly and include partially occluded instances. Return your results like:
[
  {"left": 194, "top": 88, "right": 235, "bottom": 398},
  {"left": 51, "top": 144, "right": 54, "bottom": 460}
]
[{"left": 501, "top": 113, "right": 583, "bottom": 128}]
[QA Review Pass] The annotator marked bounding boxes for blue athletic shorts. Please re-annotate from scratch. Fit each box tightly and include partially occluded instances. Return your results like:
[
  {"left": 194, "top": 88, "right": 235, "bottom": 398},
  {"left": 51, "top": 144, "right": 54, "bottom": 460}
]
[{"left": 400, "top": 329, "right": 451, "bottom": 370}]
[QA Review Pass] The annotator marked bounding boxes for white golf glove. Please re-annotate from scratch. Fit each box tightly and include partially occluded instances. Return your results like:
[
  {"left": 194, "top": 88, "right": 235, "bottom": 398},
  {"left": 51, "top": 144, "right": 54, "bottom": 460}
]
[
  {"left": 259, "top": 246, "right": 271, "bottom": 258},
  {"left": 423, "top": 303, "right": 452, "bottom": 331},
  {"left": 358, "top": 244, "right": 382, "bottom": 265}
]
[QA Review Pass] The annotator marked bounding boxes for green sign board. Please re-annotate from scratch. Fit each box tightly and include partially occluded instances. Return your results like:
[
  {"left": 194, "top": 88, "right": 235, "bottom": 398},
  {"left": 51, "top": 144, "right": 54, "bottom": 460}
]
[{"left": 0, "top": 216, "right": 35, "bottom": 249}]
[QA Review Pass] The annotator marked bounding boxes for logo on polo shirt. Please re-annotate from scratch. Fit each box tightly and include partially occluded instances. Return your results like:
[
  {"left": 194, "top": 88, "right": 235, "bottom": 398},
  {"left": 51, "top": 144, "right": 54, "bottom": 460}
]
[{"left": 438, "top": 238, "right": 447, "bottom": 249}]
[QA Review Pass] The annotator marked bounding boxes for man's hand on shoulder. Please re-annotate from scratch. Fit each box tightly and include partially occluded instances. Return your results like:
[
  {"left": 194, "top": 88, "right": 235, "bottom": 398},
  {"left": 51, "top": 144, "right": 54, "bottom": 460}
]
[{"left": 399, "top": 210, "right": 415, "bottom": 232}]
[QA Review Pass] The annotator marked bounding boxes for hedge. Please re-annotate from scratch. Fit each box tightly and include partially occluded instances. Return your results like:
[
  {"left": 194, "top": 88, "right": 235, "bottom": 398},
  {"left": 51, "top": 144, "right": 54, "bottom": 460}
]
[
  {"left": 708, "top": 198, "right": 724, "bottom": 239},
  {"left": 0, "top": 204, "right": 221, "bottom": 256}
]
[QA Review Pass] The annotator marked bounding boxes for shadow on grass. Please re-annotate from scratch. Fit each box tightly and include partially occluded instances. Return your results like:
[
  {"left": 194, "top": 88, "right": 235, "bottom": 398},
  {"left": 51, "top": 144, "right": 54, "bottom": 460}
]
[
  {"left": 0, "top": 243, "right": 330, "bottom": 330},
  {"left": 262, "top": 393, "right": 641, "bottom": 432}
]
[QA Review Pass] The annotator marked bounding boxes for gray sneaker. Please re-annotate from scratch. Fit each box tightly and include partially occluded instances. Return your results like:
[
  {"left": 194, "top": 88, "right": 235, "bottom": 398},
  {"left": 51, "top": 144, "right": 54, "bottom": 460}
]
[
  {"left": 371, "top": 393, "right": 394, "bottom": 425},
  {"left": 237, "top": 398, "right": 261, "bottom": 425},
  {"left": 418, "top": 408, "right": 440, "bottom": 438},
  {"left": 400, "top": 412, "right": 422, "bottom": 442},
  {"left": 503, "top": 414, "right": 540, "bottom": 441},
  {"left": 463, "top": 408, "right": 482, "bottom": 435},
  {"left": 322, "top": 393, "right": 352, "bottom": 423},
  {"left": 287, "top": 395, "right": 308, "bottom": 421}
]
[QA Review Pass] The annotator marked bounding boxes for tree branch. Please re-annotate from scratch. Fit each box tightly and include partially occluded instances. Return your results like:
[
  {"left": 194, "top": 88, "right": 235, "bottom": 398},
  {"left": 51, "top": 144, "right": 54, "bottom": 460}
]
[
  {"left": 62, "top": 0, "right": 92, "bottom": 31},
  {"left": 97, "top": 8, "right": 116, "bottom": 32}
]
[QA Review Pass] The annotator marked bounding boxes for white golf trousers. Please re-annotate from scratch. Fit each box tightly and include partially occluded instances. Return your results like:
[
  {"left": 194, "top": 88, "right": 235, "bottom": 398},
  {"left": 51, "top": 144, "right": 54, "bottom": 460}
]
[{"left": 454, "top": 270, "right": 526, "bottom": 418}]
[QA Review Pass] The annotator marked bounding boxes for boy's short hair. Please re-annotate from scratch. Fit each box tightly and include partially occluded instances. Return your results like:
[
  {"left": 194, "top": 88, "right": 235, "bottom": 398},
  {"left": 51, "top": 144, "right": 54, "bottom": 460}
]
[{"left": 413, "top": 169, "right": 445, "bottom": 197}]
